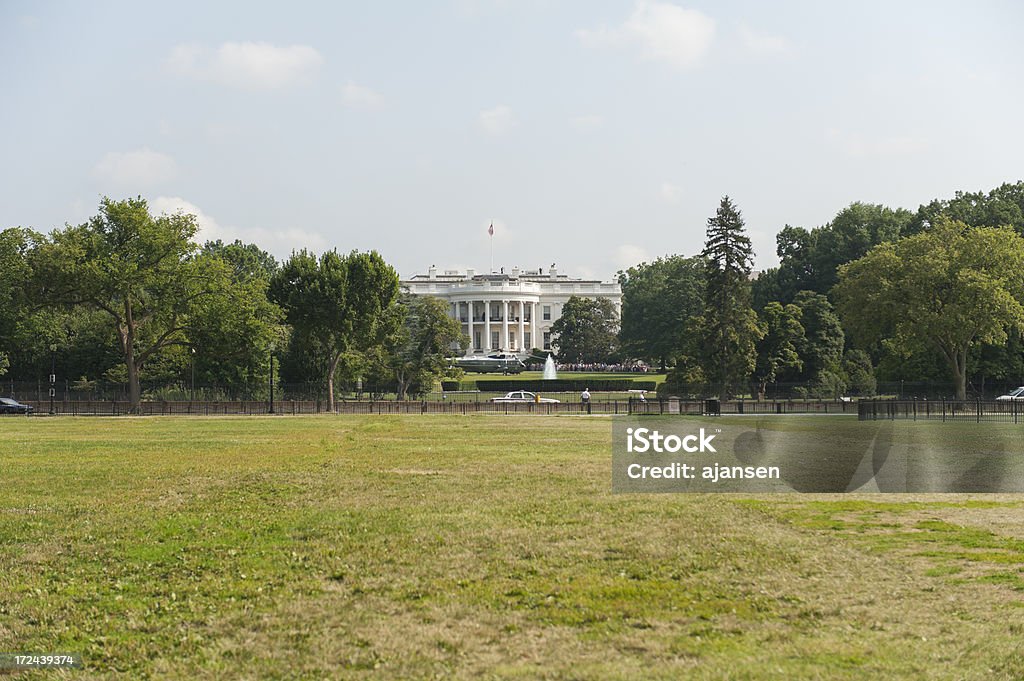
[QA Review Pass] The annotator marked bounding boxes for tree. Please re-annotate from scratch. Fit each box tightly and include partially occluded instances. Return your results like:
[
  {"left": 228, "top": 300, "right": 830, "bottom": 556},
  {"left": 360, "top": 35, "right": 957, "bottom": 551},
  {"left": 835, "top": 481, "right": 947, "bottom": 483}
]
[
  {"left": 187, "top": 250, "right": 284, "bottom": 397},
  {"left": 550, "top": 296, "right": 620, "bottom": 363},
  {"left": 754, "top": 302, "right": 804, "bottom": 399},
  {"left": 0, "top": 228, "right": 36, "bottom": 377},
  {"left": 201, "top": 239, "right": 279, "bottom": 282},
  {"left": 269, "top": 249, "right": 399, "bottom": 411},
  {"left": 792, "top": 291, "right": 845, "bottom": 382},
  {"left": 842, "top": 349, "right": 876, "bottom": 396},
  {"left": 30, "top": 198, "right": 234, "bottom": 412},
  {"left": 618, "top": 255, "right": 704, "bottom": 368},
  {"left": 752, "top": 203, "right": 911, "bottom": 306},
  {"left": 835, "top": 219, "right": 1024, "bottom": 400},
  {"left": 378, "top": 295, "right": 466, "bottom": 400},
  {"left": 909, "top": 181, "right": 1024, "bottom": 236},
  {"left": 699, "top": 196, "right": 763, "bottom": 400}
]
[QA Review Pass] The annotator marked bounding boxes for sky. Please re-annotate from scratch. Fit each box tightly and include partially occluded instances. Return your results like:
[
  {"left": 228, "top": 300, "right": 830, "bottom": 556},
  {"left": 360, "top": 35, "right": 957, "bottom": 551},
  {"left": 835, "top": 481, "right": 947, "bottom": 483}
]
[{"left": 2, "top": 1, "right": 1022, "bottom": 280}]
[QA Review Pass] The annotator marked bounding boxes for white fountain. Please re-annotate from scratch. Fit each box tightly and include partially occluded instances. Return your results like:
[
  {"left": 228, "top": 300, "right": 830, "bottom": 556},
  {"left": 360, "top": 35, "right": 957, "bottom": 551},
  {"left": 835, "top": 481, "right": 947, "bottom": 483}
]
[{"left": 543, "top": 354, "right": 558, "bottom": 380}]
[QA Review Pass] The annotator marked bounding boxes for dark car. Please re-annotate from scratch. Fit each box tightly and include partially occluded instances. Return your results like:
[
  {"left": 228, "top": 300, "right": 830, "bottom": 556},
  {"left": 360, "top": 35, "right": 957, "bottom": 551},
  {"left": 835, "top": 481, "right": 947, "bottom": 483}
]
[{"left": 0, "top": 397, "right": 33, "bottom": 415}]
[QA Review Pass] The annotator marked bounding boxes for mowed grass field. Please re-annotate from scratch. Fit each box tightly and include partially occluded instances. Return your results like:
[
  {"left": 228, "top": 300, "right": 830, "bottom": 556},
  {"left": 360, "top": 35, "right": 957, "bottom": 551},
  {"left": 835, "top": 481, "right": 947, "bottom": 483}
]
[{"left": 3, "top": 416, "right": 1024, "bottom": 679}]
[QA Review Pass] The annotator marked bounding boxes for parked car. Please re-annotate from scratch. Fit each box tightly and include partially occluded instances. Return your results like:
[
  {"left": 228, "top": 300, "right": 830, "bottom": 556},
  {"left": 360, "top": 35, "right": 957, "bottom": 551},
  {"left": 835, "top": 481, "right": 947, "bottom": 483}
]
[
  {"left": 490, "top": 391, "right": 560, "bottom": 404},
  {"left": 996, "top": 387, "right": 1024, "bottom": 401},
  {"left": 0, "top": 397, "right": 33, "bottom": 414}
]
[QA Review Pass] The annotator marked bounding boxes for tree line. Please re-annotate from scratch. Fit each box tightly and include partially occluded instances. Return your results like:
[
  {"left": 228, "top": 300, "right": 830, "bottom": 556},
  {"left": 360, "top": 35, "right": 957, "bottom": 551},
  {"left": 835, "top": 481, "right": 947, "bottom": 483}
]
[
  {"left": 600, "top": 182, "right": 1024, "bottom": 400},
  {"left": 0, "top": 197, "right": 464, "bottom": 412},
  {"left": 4, "top": 182, "right": 1024, "bottom": 404}
]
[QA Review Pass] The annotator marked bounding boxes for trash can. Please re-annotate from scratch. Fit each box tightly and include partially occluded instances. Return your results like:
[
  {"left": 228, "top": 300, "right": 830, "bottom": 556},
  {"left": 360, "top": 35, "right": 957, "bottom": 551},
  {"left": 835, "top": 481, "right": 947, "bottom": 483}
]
[{"left": 704, "top": 399, "right": 721, "bottom": 416}]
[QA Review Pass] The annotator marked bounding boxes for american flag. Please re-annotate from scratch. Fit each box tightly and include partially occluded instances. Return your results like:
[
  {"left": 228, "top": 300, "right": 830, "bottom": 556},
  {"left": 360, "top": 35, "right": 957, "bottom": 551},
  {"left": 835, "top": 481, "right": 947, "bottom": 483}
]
[{"left": 488, "top": 222, "right": 494, "bottom": 236}]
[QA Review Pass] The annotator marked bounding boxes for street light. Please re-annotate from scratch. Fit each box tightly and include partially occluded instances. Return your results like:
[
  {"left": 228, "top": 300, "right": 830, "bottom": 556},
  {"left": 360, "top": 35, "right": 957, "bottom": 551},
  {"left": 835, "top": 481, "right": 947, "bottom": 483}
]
[
  {"left": 268, "top": 343, "right": 276, "bottom": 414},
  {"left": 190, "top": 347, "right": 196, "bottom": 403},
  {"left": 49, "top": 343, "right": 57, "bottom": 415}
]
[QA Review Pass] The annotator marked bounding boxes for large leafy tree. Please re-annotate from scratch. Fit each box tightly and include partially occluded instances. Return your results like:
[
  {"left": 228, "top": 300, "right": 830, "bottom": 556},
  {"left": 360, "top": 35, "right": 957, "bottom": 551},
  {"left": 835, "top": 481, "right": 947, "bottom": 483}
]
[
  {"left": 30, "top": 197, "right": 237, "bottom": 411},
  {"left": 699, "top": 196, "right": 763, "bottom": 400},
  {"left": 754, "top": 302, "right": 804, "bottom": 399},
  {"left": 909, "top": 181, "right": 1024, "bottom": 236},
  {"left": 269, "top": 249, "right": 399, "bottom": 410},
  {"left": 617, "top": 255, "right": 704, "bottom": 369},
  {"left": 187, "top": 250, "right": 283, "bottom": 397},
  {"left": 753, "top": 203, "right": 911, "bottom": 306},
  {"left": 550, "top": 296, "right": 620, "bottom": 363},
  {"left": 835, "top": 219, "right": 1024, "bottom": 400},
  {"left": 792, "top": 290, "right": 845, "bottom": 384},
  {"left": 0, "top": 228, "right": 37, "bottom": 376},
  {"left": 201, "top": 239, "right": 279, "bottom": 282},
  {"left": 377, "top": 295, "right": 466, "bottom": 400}
]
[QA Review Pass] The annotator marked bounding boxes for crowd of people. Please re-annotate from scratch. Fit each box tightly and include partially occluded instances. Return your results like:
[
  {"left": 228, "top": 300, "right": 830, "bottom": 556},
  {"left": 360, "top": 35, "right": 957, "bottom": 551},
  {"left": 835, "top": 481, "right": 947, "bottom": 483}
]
[{"left": 524, "top": 361, "right": 653, "bottom": 373}]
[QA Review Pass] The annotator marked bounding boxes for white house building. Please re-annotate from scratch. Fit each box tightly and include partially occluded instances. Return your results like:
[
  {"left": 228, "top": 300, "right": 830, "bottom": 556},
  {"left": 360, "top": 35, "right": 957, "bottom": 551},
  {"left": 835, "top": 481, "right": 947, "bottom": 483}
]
[{"left": 402, "top": 265, "right": 622, "bottom": 356}]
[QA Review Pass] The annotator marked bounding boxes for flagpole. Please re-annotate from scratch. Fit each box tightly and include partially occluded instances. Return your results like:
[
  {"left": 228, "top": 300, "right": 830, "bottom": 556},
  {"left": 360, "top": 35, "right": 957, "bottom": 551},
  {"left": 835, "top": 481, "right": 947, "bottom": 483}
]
[{"left": 489, "top": 221, "right": 494, "bottom": 273}]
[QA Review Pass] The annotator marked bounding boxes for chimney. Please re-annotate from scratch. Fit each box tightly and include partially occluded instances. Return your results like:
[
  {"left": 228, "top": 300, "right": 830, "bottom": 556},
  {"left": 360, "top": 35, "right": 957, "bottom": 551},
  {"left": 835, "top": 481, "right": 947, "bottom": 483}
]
[
  {"left": 511, "top": 266, "right": 520, "bottom": 277},
  {"left": 466, "top": 268, "right": 476, "bottom": 278},
  {"left": 549, "top": 263, "right": 558, "bottom": 279},
  {"left": 428, "top": 265, "right": 437, "bottom": 279}
]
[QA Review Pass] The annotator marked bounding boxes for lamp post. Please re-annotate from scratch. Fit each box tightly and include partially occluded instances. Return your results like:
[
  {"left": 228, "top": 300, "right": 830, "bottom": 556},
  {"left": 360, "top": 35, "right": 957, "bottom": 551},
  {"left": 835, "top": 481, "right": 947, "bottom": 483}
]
[
  {"left": 190, "top": 347, "right": 196, "bottom": 402},
  {"left": 268, "top": 343, "right": 275, "bottom": 414},
  {"left": 49, "top": 343, "right": 57, "bottom": 415}
]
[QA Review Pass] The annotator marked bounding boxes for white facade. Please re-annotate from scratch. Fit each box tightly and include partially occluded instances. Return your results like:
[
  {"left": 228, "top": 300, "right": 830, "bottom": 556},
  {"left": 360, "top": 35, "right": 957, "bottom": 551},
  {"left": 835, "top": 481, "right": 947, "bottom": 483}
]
[{"left": 403, "top": 265, "right": 622, "bottom": 356}]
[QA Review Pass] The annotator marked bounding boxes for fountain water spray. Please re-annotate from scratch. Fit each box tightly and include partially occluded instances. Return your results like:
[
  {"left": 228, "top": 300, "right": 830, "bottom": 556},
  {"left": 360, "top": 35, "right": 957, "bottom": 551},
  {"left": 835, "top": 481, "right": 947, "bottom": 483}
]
[{"left": 543, "top": 354, "right": 557, "bottom": 380}]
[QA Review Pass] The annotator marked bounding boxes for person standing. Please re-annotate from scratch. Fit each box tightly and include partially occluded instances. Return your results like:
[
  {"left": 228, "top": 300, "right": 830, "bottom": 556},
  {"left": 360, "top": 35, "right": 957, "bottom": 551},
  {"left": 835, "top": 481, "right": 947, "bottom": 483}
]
[{"left": 581, "top": 387, "right": 591, "bottom": 414}]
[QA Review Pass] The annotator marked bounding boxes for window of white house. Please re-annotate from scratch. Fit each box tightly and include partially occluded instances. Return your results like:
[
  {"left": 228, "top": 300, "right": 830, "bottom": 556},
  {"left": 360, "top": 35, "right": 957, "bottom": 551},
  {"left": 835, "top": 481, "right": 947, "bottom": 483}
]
[
  {"left": 543, "top": 305, "right": 551, "bottom": 321},
  {"left": 543, "top": 331, "right": 551, "bottom": 350}
]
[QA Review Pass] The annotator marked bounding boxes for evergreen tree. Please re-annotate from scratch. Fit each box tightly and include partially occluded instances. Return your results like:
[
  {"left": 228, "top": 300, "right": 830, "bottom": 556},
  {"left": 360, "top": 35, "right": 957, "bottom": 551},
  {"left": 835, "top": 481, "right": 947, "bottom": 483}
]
[{"left": 699, "top": 196, "right": 763, "bottom": 400}]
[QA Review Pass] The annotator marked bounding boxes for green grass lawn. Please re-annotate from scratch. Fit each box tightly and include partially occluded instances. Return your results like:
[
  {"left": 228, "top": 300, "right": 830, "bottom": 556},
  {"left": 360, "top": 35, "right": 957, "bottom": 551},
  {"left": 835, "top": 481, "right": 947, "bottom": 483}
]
[{"left": 3, "top": 415, "right": 1024, "bottom": 679}]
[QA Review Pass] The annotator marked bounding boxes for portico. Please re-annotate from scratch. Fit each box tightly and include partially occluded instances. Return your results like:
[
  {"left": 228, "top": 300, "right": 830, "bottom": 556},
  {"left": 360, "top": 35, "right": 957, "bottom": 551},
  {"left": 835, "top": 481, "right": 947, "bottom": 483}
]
[{"left": 454, "top": 298, "right": 537, "bottom": 353}]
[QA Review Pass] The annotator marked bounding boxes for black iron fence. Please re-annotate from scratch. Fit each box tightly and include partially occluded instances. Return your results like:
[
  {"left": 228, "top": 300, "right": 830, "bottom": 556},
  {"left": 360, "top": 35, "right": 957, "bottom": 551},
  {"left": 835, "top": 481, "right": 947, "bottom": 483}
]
[
  {"left": 6, "top": 397, "right": 858, "bottom": 417},
  {"left": 858, "top": 399, "right": 1024, "bottom": 422},
  {"left": 628, "top": 398, "right": 855, "bottom": 416}
]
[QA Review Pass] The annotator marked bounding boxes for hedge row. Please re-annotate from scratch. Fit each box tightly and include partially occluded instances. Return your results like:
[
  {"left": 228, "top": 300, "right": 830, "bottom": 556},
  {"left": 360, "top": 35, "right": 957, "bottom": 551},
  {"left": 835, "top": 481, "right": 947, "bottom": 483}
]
[{"left": 472, "top": 379, "right": 658, "bottom": 393}]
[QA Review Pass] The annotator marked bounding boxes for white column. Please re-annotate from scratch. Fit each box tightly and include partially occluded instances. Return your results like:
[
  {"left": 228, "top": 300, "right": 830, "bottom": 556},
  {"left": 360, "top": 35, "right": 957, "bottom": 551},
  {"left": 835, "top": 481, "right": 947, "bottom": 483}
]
[
  {"left": 502, "top": 300, "right": 509, "bottom": 352},
  {"left": 518, "top": 301, "right": 525, "bottom": 353},
  {"left": 484, "top": 300, "right": 491, "bottom": 350},
  {"left": 532, "top": 302, "right": 538, "bottom": 342},
  {"left": 468, "top": 301, "right": 475, "bottom": 352}
]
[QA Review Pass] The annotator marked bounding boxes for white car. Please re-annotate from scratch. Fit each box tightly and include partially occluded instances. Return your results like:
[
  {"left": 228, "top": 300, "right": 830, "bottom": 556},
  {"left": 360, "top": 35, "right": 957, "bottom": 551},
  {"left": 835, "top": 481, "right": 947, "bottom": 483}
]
[
  {"left": 996, "top": 386, "right": 1024, "bottom": 401},
  {"left": 490, "top": 390, "right": 560, "bottom": 404}
]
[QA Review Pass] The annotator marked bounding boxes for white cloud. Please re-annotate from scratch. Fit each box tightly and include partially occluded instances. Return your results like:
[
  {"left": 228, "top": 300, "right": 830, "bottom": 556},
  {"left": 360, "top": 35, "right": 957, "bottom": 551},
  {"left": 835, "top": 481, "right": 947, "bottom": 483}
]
[
  {"left": 569, "top": 114, "right": 605, "bottom": 132},
  {"left": 94, "top": 148, "right": 177, "bottom": 186},
  {"left": 151, "top": 196, "right": 328, "bottom": 257},
  {"left": 614, "top": 244, "right": 651, "bottom": 270},
  {"left": 576, "top": 1, "right": 715, "bottom": 70},
  {"left": 738, "top": 25, "right": 793, "bottom": 57},
  {"left": 165, "top": 42, "right": 323, "bottom": 90},
  {"left": 825, "top": 128, "right": 928, "bottom": 158},
  {"left": 341, "top": 81, "right": 384, "bottom": 108},
  {"left": 478, "top": 105, "right": 516, "bottom": 135},
  {"left": 659, "top": 181, "right": 682, "bottom": 203}
]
